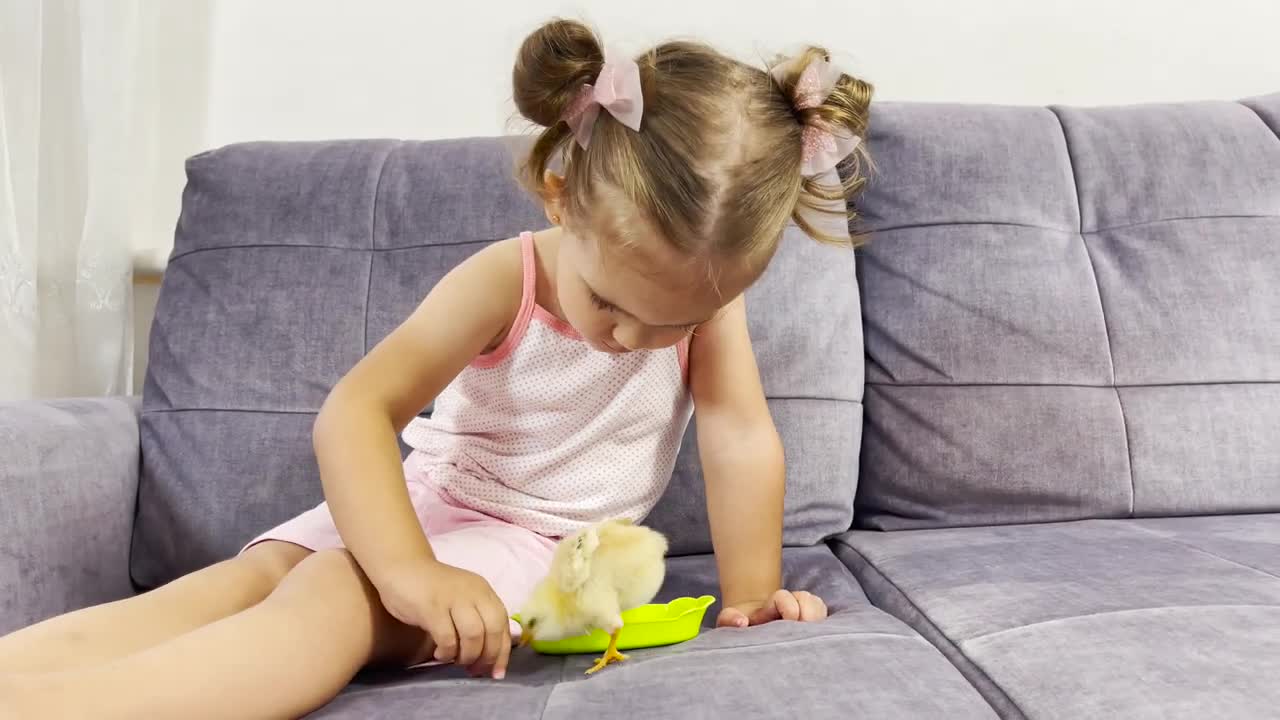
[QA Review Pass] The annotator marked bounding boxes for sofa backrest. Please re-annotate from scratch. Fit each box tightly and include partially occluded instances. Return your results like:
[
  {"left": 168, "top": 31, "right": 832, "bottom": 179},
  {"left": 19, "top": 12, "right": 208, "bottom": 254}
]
[
  {"left": 853, "top": 94, "right": 1280, "bottom": 530},
  {"left": 133, "top": 138, "right": 863, "bottom": 587}
]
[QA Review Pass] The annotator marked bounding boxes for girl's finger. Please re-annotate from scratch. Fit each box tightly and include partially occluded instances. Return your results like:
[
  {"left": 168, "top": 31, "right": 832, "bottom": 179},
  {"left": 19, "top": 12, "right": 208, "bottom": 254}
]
[
  {"left": 493, "top": 623, "right": 512, "bottom": 680},
  {"left": 425, "top": 608, "right": 459, "bottom": 663},
  {"left": 795, "top": 591, "right": 827, "bottom": 622},
  {"left": 773, "top": 589, "right": 802, "bottom": 622},
  {"left": 451, "top": 605, "right": 486, "bottom": 667},
  {"left": 748, "top": 601, "right": 783, "bottom": 626},
  {"left": 477, "top": 602, "right": 509, "bottom": 678},
  {"left": 716, "top": 607, "right": 750, "bottom": 628}
]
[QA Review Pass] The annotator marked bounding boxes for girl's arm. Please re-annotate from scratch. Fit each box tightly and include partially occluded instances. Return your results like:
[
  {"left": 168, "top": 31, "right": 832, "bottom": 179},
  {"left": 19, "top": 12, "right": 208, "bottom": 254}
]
[
  {"left": 688, "top": 298, "right": 828, "bottom": 626},
  {"left": 312, "top": 238, "right": 523, "bottom": 676}
]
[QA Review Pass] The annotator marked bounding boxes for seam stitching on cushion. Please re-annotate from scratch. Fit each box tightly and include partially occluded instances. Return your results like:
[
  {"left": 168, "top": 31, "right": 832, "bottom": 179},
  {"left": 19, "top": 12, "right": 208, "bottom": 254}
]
[
  {"left": 867, "top": 380, "right": 1280, "bottom": 389},
  {"left": 1086, "top": 213, "right": 1280, "bottom": 234},
  {"left": 365, "top": 142, "right": 399, "bottom": 352},
  {"left": 868, "top": 215, "right": 1280, "bottom": 238},
  {"left": 1050, "top": 106, "right": 1136, "bottom": 517},
  {"left": 166, "top": 237, "right": 498, "bottom": 265},
  {"left": 831, "top": 538, "right": 1025, "bottom": 720},
  {"left": 362, "top": 252, "right": 375, "bottom": 351},
  {"left": 578, "top": 631, "right": 929, "bottom": 668},
  {"left": 870, "top": 220, "right": 1076, "bottom": 234},
  {"left": 536, "top": 660, "right": 565, "bottom": 720},
  {"left": 1127, "top": 523, "right": 1280, "bottom": 581},
  {"left": 964, "top": 603, "right": 1280, "bottom": 647},
  {"left": 334, "top": 673, "right": 561, "bottom": 700},
  {"left": 126, "top": 401, "right": 146, "bottom": 592},
  {"left": 1236, "top": 99, "right": 1280, "bottom": 142}
]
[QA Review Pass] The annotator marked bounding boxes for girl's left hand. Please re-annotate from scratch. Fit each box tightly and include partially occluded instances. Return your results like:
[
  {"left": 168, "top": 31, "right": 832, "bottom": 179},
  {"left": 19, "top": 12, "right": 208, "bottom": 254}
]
[{"left": 715, "top": 589, "right": 828, "bottom": 628}]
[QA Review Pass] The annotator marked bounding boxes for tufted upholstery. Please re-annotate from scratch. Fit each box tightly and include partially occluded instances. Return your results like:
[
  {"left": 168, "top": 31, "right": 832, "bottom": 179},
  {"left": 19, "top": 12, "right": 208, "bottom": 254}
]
[
  {"left": 853, "top": 95, "right": 1280, "bottom": 530},
  {"left": 131, "top": 138, "right": 863, "bottom": 586}
]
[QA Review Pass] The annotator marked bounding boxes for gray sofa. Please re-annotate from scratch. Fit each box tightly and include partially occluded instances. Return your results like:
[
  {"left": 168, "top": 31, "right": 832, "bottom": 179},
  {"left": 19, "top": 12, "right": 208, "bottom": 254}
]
[{"left": 3, "top": 93, "right": 1278, "bottom": 719}]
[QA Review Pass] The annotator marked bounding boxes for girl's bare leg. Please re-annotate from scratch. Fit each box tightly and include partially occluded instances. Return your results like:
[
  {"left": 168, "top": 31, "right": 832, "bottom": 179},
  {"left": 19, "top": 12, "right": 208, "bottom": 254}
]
[
  {"left": 0, "top": 541, "right": 310, "bottom": 675},
  {"left": 2, "top": 549, "right": 430, "bottom": 720}
]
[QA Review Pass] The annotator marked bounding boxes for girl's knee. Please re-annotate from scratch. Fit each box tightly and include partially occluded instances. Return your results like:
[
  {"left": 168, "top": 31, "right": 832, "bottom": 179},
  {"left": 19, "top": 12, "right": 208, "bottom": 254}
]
[
  {"left": 292, "top": 548, "right": 363, "bottom": 579},
  {"left": 235, "top": 541, "right": 312, "bottom": 597},
  {"left": 270, "top": 550, "right": 432, "bottom": 668},
  {"left": 262, "top": 550, "right": 414, "bottom": 666},
  {"left": 269, "top": 549, "right": 376, "bottom": 610}
]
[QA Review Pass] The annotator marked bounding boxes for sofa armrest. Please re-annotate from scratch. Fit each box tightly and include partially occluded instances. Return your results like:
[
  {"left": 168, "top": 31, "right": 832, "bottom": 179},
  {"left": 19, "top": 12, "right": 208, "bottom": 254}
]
[{"left": 0, "top": 397, "right": 140, "bottom": 635}]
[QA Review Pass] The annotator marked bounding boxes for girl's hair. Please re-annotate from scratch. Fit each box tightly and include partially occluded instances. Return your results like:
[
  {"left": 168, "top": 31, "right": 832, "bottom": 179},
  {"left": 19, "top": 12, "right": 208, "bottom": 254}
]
[{"left": 512, "top": 19, "right": 873, "bottom": 271}]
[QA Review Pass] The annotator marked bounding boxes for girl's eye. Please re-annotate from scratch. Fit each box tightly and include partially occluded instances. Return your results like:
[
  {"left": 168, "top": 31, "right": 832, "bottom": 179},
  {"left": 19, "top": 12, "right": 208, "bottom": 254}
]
[
  {"left": 590, "top": 289, "right": 696, "bottom": 333},
  {"left": 590, "top": 293, "right": 616, "bottom": 312}
]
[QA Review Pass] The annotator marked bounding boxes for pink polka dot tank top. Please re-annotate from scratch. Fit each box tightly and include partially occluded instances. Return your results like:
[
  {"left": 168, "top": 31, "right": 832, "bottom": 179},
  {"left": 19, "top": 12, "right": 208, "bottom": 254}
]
[{"left": 402, "top": 232, "right": 694, "bottom": 538}]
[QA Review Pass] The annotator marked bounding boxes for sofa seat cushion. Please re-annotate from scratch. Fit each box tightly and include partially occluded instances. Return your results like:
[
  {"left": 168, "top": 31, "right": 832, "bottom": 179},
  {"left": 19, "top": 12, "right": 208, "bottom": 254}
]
[
  {"left": 311, "top": 547, "right": 996, "bottom": 719},
  {"left": 834, "top": 515, "right": 1280, "bottom": 719}
]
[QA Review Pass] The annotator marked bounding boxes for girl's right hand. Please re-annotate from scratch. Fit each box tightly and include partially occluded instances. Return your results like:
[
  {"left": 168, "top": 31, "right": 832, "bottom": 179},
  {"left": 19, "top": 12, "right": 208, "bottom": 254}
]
[{"left": 377, "top": 559, "right": 512, "bottom": 679}]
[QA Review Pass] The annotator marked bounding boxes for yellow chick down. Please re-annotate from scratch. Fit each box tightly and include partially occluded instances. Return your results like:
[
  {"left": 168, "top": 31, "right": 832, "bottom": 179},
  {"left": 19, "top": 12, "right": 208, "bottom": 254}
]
[{"left": 517, "top": 519, "right": 668, "bottom": 674}]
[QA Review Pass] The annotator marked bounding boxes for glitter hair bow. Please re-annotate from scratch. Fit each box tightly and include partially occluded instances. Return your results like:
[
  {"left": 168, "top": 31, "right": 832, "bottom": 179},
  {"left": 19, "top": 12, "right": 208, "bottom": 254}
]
[
  {"left": 771, "top": 56, "right": 862, "bottom": 177},
  {"left": 560, "top": 50, "right": 644, "bottom": 148}
]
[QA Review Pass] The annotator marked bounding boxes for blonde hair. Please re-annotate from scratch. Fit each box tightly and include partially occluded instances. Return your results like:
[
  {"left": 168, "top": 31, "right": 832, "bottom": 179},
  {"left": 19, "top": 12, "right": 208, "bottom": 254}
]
[{"left": 512, "top": 19, "right": 873, "bottom": 271}]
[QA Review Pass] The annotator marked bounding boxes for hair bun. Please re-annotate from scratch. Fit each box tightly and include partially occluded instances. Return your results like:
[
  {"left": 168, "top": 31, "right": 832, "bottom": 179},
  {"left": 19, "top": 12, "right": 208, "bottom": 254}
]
[{"left": 513, "top": 19, "right": 605, "bottom": 127}]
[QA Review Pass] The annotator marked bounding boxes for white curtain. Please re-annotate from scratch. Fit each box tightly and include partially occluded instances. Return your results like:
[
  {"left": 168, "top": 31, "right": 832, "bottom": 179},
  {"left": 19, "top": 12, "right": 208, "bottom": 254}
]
[{"left": 0, "top": 1, "right": 206, "bottom": 400}]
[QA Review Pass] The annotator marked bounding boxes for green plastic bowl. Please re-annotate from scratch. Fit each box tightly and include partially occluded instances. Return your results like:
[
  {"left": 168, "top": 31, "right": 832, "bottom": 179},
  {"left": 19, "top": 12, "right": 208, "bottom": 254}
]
[{"left": 515, "top": 595, "right": 716, "bottom": 655}]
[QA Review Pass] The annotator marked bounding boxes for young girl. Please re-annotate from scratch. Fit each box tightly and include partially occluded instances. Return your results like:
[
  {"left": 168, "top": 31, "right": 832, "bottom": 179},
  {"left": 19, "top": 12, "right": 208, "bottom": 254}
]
[{"left": 0, "top": 19, "right": 871, "bottom": 719}]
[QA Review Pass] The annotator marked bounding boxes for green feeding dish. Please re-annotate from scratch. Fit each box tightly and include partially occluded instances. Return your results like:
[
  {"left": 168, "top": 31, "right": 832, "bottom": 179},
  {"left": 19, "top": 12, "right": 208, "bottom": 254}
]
[{"left": 514, "top": 595, "right": 716, "bottom": 655}]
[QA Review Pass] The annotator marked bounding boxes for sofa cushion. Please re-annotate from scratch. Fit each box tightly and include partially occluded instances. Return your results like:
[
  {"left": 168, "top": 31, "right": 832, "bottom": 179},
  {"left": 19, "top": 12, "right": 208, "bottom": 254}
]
[
  {"left": 312, "top": 547, "right": 996, "bottom": 719},
  {"left": 134, "top": 137, "right": 863, "bottom": 586},
  {"left": 0, "top": 398, "right": 140, "bottom": 634},
  {"left": 833, "top": 515, "right": 1280, "bottom": 719},
  {"left": 853, "top": 94, "right": 1280, "bottom": 530}
]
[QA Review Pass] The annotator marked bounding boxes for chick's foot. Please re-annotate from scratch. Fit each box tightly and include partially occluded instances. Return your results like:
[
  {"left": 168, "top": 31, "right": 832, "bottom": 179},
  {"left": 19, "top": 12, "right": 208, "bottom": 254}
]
[{"left": 585, "top": 631, "right": 628, "bottom": 675}]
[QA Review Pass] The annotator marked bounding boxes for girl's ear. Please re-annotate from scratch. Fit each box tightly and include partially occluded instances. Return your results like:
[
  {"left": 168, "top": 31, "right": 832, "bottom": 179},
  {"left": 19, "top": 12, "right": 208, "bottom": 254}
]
[{"left": 542, "top": 170, "right": 567, "bottom": 225}]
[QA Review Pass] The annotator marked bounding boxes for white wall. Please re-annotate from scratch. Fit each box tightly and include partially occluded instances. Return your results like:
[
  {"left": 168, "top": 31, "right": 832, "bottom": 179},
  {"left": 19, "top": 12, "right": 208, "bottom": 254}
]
[
  {"left": 144, "top": 0, "right": 1280, "bottom": 259},
  {"left": 131, "top": 0, "right": 1280, "bottom": 385},
  {"left": 203, "top": 0, "right": 1280, "bottom": 152},
  {"left": 129, "top": 0, "right": 1280, "bottom": 267}
]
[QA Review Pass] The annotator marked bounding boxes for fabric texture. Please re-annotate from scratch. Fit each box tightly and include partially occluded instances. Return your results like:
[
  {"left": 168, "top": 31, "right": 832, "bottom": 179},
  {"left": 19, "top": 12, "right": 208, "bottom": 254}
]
[
  {"left": 854, "top": 94, "right": 1280, "bottom": 530},
  {"left": 402, "top": 232, "right": 692, "bottom": 538},
  {"left": 132, "top": 139, "right": 542, "bottom": 587},
  {"left": 133, "top": 136, "right": 863, "bottom": 586},
  {"left": 834, "top": 515, "right": 1280, "bottom": 720},
  {"left": 311, "top": 547, "right": 996, "bottom": 720},
  {"left": 0, "top": 397, "right": 140, "bottom": 634},
  {"left": 245, "top": 454, "right": 555, "bottom": 637}
]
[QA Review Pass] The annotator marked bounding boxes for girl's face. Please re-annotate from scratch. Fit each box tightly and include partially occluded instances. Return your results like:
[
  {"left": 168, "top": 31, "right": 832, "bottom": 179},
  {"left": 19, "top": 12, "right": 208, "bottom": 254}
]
[{"left": 553, "top": 217, "right": 748, "bottom": 354}]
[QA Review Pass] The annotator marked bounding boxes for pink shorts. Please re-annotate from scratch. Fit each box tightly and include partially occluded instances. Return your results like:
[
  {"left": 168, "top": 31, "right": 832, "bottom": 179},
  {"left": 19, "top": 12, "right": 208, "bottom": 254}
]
[{"left": 242, "top": 457, "right": 558, "bottom": 636}]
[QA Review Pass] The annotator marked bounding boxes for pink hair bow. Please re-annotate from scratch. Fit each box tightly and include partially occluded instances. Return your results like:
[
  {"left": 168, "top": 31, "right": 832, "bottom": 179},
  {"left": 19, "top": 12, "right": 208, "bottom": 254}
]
[
  {"left": 560, "top": 51, "right": 644, "bottom": 148},
  {"left": 772, "top": 57, "right": 862, "bottom": 177}
]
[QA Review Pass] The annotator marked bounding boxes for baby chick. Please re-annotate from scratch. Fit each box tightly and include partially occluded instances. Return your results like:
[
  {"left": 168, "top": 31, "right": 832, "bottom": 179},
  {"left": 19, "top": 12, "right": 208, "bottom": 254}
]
[{"left": 518, "top": 519, "right": 668, "bottom": 674}]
